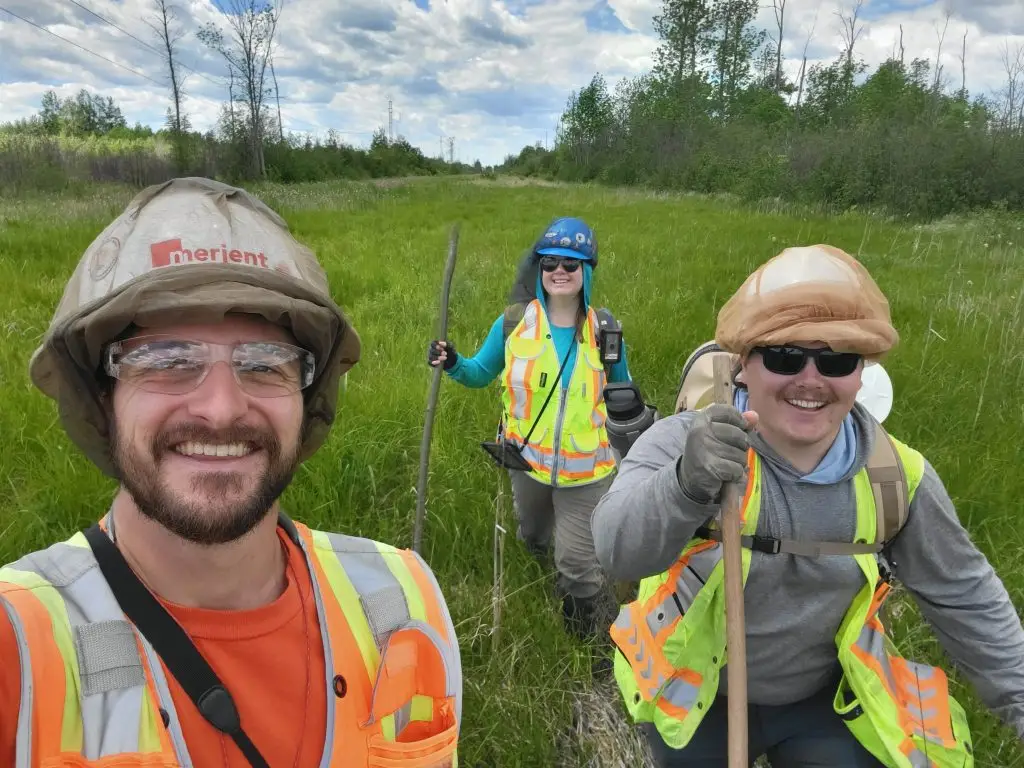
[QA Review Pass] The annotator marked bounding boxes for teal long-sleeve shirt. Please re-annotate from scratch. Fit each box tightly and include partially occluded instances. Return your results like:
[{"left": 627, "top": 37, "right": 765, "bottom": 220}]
[{"left": 444, "top": 313, "right": 631, "bottom": 389}]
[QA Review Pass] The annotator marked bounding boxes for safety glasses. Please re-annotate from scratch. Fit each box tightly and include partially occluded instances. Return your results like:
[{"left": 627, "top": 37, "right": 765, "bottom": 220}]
[
  {"left": 753, "top": 345, "right": 862, "bottom": 378},
  {"left": 539, "top": 256, "right": 582, "bottom": 273},
  {"left": 104, "top": 335, "right": 316, "bottom": 397}
]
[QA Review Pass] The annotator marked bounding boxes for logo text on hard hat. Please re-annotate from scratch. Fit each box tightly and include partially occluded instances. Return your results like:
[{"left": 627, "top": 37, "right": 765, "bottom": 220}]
[{"left": 150, "top": 238, "right": 269, "bottom": 269}]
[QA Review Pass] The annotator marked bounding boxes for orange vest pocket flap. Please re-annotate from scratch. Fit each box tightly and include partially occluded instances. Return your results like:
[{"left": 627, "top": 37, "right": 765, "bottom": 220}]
[{"left": 371, "top": 628, "right": 450, "bottom": 720}]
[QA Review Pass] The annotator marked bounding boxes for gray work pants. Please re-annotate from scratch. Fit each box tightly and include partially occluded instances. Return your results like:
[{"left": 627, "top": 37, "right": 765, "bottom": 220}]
[{"left": 508, "top": 470, "right": 613, "bottom": 600}]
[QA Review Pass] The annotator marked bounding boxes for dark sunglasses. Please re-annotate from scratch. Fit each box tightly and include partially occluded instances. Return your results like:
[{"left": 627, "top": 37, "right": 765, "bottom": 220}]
[
  {"left": 754, "top": 345, "right": 862, "bottom": 378},
  {"left": 539, "top": 256, "right": 581, "bottom": 273}
]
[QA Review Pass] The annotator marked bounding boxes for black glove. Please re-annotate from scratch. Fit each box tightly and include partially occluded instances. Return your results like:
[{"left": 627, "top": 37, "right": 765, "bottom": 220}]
[{"left": 427, "top": 339, "right": 458, "bottom": 370}]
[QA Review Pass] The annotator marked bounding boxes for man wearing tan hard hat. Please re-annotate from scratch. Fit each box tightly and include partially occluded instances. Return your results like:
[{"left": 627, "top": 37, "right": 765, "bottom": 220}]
[
  {"left": 592, "top": 244, "right": 1024, "bottom": 766},
  {"left": 0, "top": 178, "right": 462, "bottom": 768}
]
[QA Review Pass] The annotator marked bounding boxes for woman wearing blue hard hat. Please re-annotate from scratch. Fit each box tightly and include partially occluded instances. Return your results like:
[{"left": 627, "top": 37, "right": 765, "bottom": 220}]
[{"left": 427, "top": 216, "right": 635, "bottom": 649}]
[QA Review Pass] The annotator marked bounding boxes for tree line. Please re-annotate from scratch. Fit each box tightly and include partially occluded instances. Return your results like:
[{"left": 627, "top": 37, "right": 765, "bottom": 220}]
[
  {"left": 1, "top": 0, "right": 474, "bottom": 193},
  {"left": 501, "top": 0, "right": 1024, "bottom": 220}
]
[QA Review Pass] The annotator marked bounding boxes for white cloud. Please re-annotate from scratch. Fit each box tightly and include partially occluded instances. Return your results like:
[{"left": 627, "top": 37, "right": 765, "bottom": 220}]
[{"left": 1, "top": 0, "right": 1023, "bottom": 166}]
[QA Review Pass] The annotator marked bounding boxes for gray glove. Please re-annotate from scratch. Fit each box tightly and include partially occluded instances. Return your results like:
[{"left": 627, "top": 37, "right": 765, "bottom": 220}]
[{"left": 677, "top": 404, "right": 753, "bottom": 504}]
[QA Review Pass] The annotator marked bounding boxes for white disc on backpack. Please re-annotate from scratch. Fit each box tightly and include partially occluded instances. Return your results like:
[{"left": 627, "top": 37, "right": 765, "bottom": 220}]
[{"left": 856, "top": 363, "right": 893, "bottom": 423}]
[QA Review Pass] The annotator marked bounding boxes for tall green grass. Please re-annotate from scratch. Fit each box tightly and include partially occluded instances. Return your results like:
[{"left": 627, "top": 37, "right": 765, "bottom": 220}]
[{"left": 1, "top": 177, "right": 1022, "bottom": 766}]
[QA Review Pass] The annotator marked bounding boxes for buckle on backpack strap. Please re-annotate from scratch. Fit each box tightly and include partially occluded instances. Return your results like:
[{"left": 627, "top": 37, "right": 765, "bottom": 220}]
[
  {"left": 697, "top": 526, "right": 783, "bottom": 555},
  {"left": 748, "top": 535, "right": 781, "bottom": 555}
]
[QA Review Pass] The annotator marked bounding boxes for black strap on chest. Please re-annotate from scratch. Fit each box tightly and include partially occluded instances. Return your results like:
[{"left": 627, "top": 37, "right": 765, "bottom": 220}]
[
  {"left": 83, "top": 523, "right": 271, "bottom": 768},
  {"left": 695, "top": 423, "right": 910, "bottom": 559},
  {"left": 693, "top": 525, "right": 883, "bottom": 557}
]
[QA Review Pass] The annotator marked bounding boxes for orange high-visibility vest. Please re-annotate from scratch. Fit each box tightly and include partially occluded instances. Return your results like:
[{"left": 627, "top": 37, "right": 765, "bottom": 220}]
[{"left": 0, "top": 513, "right": 461, "bottom": 767}]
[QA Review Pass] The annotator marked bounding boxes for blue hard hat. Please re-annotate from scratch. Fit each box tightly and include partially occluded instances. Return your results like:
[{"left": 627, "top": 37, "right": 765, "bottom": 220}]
[{"left": 534, "top": 216, "right": 597, "bottom": 265}]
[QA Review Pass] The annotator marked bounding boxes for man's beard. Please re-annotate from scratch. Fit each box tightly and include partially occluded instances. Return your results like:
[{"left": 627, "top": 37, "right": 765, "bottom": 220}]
[{"left": 111, "top": 421, "right": 302, "bottom": 545}]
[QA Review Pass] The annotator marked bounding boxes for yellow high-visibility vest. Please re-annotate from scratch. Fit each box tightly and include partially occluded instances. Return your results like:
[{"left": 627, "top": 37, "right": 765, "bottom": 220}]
[
  {"left": 609, "top": 435, "right": 974, "bottom": 768},
  {"left": 501, "top": 299, "right": 616, "bottom": 487}
]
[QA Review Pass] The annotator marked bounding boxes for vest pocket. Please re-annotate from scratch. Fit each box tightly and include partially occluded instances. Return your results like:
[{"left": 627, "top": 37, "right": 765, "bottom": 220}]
[
  {"left": 367, "top": 707, "right": 458, "bottom": 767},
  {"left": 610, "top": 578, "right": 698, "bottom": 716},
  {"left": 565, "top": 433, "right": 599, "bottom": 476},
  {"left": 834, "top": 674, "right": 865, "bottom": 722},
  {"left": 610, "top": 542, "right": 721, "bottom": 726},
  {"left": 576, "top": 333, "right": 602, "bottom": 368},
  {"left": 366, "top": 625, "right": 460, "bottom": 767},
  {"left": 832, "top": 665, "right": 974, "bottom": 767},
  {"left": 569, "top": 431, "right": 600, "bottom": 455},
  {"left": 506, "top": 335, "right": 547, "bottom": 360}
]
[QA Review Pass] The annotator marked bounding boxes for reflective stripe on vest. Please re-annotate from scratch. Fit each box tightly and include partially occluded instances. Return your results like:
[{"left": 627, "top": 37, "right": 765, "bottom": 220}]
[
  {"left": 501, "top": 300, "right": 615, "bottom": 487},
  {"left": 609, "top": 449, "right": 760, "bottom": 729},
  {"left": 0, "top": 515, "right": 462, "bottom": 768},
  {"left": 834, "top": 464, "right": 973, "bottom": 767},
  {"left": 305, "top": 528, "right": 461, "bottom": 750},
  {"left": 0, "top": 532, "right": 181, "bottom": 765},
  {"left": 610, "top": 434, "right": 975, "bottom": 768}
]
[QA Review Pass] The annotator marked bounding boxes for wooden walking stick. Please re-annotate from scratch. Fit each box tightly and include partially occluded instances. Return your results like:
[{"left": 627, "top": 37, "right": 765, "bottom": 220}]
[
  {"left": 413, "top": 223, "right": 460, "bottom": 554},
  {"left": 712, "top": 354, "right": 748, "bottom": 768}
]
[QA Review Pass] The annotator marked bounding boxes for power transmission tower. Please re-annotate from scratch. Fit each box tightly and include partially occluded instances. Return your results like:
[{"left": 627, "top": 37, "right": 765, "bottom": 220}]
[
  {"left": 439, "top": 135, "right": 444, "bottom": 159},
  {"left": 447, "top": 136, "right": 455, "bottom": 164},
  {"left": 388, "top": 98, "right": 393, "bottom": 142}
]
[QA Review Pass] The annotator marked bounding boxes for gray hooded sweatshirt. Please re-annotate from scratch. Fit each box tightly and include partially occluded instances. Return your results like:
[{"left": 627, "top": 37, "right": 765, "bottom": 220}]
[{"left": 591, "top": 402, "right": 1024, "bottom": 738}]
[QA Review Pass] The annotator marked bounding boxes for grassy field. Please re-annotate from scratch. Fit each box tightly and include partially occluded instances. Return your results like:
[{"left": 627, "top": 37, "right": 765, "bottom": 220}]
[{"left": 1, "top": 175, "right": 1023, "bottom": 767}]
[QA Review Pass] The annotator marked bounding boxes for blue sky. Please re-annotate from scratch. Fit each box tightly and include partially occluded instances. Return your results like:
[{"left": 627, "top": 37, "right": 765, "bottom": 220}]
[{"left": 1, "top": 0, "right": 1022, "bottom": 166}]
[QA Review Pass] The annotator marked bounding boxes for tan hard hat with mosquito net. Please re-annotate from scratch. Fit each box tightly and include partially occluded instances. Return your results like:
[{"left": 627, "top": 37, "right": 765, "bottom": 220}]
[
  {"left": 715, "top": 244, "right": 899, "bottom": 360},
  {"left": 28, "top": 176, "right": 361, "bottom": 479}
]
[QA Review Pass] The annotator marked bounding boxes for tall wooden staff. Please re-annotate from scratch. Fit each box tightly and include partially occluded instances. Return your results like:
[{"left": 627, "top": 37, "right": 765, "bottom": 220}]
[
  {"left": 413, "top": 223, "right": 460, "bottom": 554},
  {"left": 712, "top": 355, "right": 748, "bottom": 767}
]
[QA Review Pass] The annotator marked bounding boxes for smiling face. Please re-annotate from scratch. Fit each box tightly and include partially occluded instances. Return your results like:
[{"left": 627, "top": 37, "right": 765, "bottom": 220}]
[
  {"left": 539, "top": 255, "right": 584, "bottom": 299},
  {"left": 740, "top": 341, "right": 864, "bottom": 462},
  {"left": 107, "top": 314, "right": 306, "bottom": 545}
]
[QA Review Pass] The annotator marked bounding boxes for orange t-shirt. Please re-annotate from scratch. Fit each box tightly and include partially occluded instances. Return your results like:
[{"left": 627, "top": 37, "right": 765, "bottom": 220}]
[{"left": 0, "top": 529, "right": 331, "bottom": 767}]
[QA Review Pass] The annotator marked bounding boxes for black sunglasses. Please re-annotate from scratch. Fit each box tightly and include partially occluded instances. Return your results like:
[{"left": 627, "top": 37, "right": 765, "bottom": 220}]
[
  {"left": 754, "top": 345, "right": 862, "bottom": 378},
  {"left": 539, "top": 256, "right": 581, "bottom": 273}
]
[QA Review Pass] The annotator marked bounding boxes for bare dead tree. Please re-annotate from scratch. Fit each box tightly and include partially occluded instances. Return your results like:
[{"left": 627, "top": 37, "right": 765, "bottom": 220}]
[
  {"left": 146, "top": 0, "right": 189, "bottom": 169},
  {"left": 772, "top": 0, "right": 786, "bottom": 94},
  {"left": 998, "top": 39, "right": 1024, "bottom": 133},
  {"left": 957, "top": 27, "right": 968, "bottom": 97},
  {"left": 228, "top": 67, "right": 237, "bottom": 135},
  {"left": 795, "top": 6, "right": 818, "bottom": 116},
  {"left": 835, "top": 0, "right": 864, "bottom": 66},
  {"left": 898, "top": 24, "right": 905, "bottom": 66},
  {"left": 198, "top": 0, "right": 283, "bottom": 178},
  {"left": 270, "top": 56, "right": 283, "bottom": 141},
  {"left": 932, "top": 7, "right": 952, "bottom": 92}
]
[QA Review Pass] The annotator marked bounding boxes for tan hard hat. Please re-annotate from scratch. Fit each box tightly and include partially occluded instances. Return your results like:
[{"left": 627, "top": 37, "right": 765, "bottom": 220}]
[
  {"left": 28, "top": 177, "right": 361, "bottom": 478},
  {"left": 715, "top": 244, "right": 899, "bottom": 360}
]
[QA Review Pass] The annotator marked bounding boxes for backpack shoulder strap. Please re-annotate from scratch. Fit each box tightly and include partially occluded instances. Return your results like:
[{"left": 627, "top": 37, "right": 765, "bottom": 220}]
[
  {"left": 695, "top": 422, "right": 910, "bottom": 557},
  {"left": 594, "top": 307, "right": 619, "bottom": 375},
  {"left": 674, "top": 341, "right": 736, "bottom": 414},
  {"left": 595, "top": 307, "right": 616, "bottom": 328},
  {"left": 865, "top": 422, "right": 910, "bottom": 546},
  {"left": 502, "top": 303, "right": 527, "bottom": 342}
]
